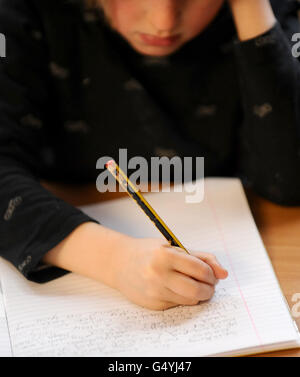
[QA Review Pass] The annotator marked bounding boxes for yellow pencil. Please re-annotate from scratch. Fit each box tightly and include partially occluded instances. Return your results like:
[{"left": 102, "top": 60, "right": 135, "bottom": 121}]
[{"left": 105, "top": 160, "right": 190, "bottom": 254}]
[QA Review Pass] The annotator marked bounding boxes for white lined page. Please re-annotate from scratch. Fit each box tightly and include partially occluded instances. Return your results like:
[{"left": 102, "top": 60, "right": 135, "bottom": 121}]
[
  {"left": 0, "top": 178, "right": 299, "bottom": 357},
  {"left": 0, "top": 281, "right": 12, "bottom": 357}
]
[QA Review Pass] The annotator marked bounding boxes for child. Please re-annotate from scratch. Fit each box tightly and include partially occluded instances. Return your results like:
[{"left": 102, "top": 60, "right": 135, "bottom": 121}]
[{"left": 0, "top": 0, "right": 299, "bottom": 310}]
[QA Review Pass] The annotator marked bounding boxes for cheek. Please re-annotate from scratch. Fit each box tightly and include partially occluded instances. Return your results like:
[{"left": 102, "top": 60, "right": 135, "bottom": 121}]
[
  {"left": 107, "top": 0, "right": 141, "bottom": 35},
  {"left": 183, "top": 12, "right": 205, "bottom": 38},
  {"left": 182, "top": 1, "right": 223, "bottom": 39}
]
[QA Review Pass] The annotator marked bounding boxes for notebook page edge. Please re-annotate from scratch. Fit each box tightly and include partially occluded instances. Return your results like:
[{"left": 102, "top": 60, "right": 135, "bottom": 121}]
[
  {"left": 0, "top": 267, "right": 13, "bottom": 357},
  {"left": 232, "top": 180, "right": 300, "bottom": 341},
  {"left": 213, "top": 339, "right": 300, "bottom": 357}
]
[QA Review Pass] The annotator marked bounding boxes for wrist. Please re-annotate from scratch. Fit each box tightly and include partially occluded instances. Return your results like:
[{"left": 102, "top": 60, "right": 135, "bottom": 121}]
[
  {"left": 99, "top": 227, "right": 136, "bottom": 290},
  {"left": 43, "top": 222, "right": 134, "bottom": 290},
  {"left": 228, "top": 0, "right": 276, "bottom": 41}
]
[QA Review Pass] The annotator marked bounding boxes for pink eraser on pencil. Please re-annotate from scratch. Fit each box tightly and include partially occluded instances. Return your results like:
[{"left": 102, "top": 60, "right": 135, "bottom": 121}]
[{"left": 105, "top": 159, "right": 116, "bottom": 168}]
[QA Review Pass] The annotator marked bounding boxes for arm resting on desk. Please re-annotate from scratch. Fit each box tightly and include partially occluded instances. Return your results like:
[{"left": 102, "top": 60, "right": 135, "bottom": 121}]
[{"left": 42, "top": 222, "right": 228, "bottom": 311}]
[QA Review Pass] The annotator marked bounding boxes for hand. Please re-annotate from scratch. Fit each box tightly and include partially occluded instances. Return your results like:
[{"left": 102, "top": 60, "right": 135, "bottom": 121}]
[{"left": 114, "top": 237, "right": 228, "bottom": 311}]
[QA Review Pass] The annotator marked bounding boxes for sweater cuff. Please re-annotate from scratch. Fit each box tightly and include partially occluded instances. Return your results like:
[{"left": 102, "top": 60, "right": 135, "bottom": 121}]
[
  {"left": 233, "top": 21, "right": 293, "bottom": 65},
  {"left": 17, "top": 206, "right": 100, "bottom": 283}
]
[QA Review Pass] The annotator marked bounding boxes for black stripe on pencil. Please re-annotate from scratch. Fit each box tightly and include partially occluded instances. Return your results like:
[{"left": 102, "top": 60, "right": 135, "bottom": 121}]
[{"left": 105, "top": 160, "right": 190, "bottom": 254}]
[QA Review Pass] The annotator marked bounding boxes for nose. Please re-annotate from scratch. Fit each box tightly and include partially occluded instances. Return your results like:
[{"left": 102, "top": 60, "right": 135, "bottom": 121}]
[{"left": 147, "top": 0, "right": 181, "bottom": 35}]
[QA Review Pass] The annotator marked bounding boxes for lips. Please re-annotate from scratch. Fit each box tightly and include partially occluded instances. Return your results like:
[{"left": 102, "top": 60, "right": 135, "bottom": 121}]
[{"left": 139, "top": 33, "right": 181, "bottom": 47}]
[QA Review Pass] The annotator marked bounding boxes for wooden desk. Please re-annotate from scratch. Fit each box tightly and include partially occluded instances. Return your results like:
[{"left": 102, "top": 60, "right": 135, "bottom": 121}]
[
  {"left": 247, "top": 193, "right": 300, "bottom": 357},
  {"left": 42, "top": 181, "right": 300, "bottom": 357}
]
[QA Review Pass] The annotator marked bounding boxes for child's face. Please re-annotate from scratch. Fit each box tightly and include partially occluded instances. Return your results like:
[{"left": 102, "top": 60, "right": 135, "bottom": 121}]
[{"left": 99, "top": 0, "right": 224, "bottom": 56}]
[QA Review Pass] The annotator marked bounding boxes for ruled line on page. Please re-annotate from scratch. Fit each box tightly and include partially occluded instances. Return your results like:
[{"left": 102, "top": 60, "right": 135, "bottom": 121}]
[{"left": 206, "top": 185, "right": 264, "bottom": 351}]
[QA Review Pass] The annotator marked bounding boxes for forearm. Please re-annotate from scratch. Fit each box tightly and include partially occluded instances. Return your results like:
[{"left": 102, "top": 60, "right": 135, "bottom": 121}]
[
  {"left": 228, "top": 0, "right": 276, "bottom": 41},
  {"left": 42, "top": 222, "right": 131, "bottom": 289},
  {"left": 42, "top": 220, "right": 229, "bottom": 311},
  {"left": 231, "top": 13, "right": 300, "bottom": 204}
]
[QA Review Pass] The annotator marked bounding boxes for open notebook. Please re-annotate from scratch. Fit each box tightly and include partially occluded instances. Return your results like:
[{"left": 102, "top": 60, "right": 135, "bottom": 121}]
[{"left": 0, "top": 178, "right": 299, "bottom": 357}]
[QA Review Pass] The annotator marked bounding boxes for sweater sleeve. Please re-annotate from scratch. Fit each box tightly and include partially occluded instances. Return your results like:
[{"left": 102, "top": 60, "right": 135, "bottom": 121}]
[
  {"left": 234, "top": 2, "right": 300, "bottom": 205},
  {"left": 0, "top": 0, "right": 99, "bottom": 283}
]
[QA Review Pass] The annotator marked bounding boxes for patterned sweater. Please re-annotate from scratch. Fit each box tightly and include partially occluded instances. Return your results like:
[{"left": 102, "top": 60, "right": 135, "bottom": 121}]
[{"left": 0, "top": 0, "right": 299, "bottom": 282}]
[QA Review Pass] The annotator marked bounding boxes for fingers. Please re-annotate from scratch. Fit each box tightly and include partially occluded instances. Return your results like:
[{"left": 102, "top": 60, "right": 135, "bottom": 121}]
[
  {"left": 147, "top": 300, "right": 178, "bottom": 311},
  {"left": 192, "top": 252, "right": 228, "bottom": 279},
  {"left": 161, "top": 286, "right": 200, "bottom": 306},
  {"left": 165, "top": 270, "right": 215, "bottom": 302},
  {"left": 140, "top": 243, "right": 228, "bottom": 310},
  {"left": 165, "top": 247, "right": 217, "bottom": 286}
]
